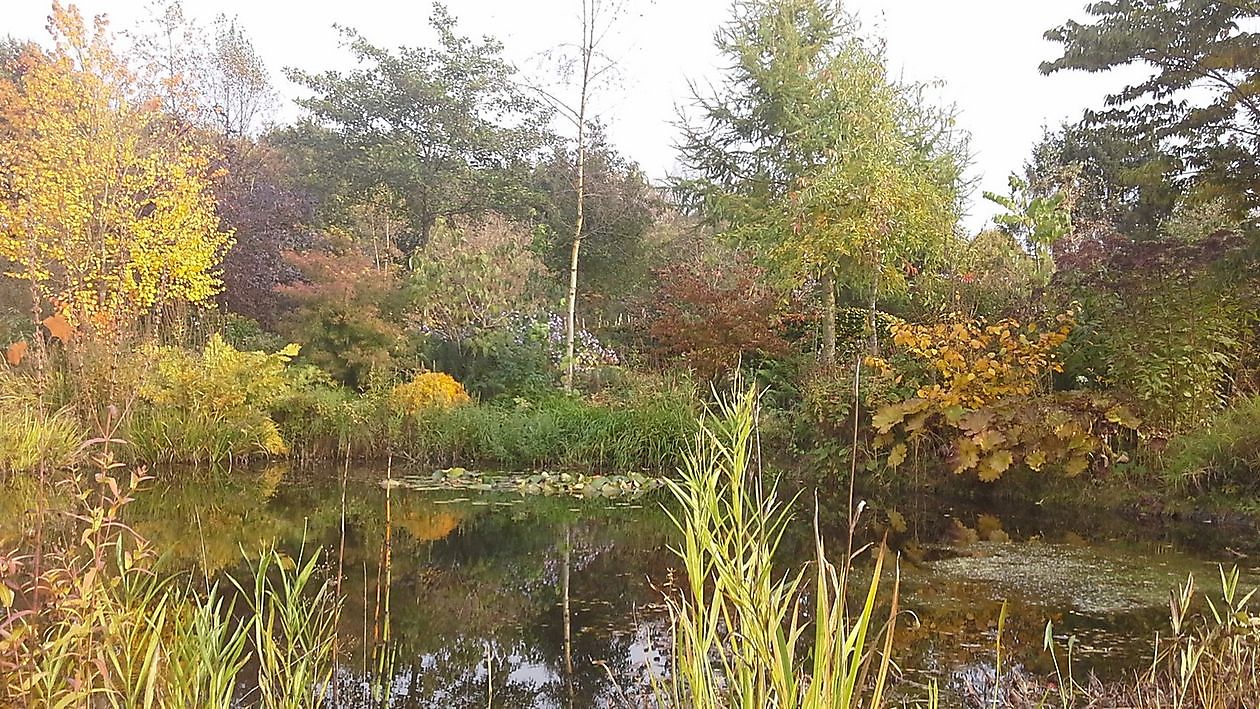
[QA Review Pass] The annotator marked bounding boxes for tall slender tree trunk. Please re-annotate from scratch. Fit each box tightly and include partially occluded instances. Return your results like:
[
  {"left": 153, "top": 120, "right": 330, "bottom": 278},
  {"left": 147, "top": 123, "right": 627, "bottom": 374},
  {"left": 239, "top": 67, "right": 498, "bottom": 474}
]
[
  {"left": 563, "top": 1, "right": 594, "bottom": 392},
  {"left": 821, "top": 269, "right": 837, "bottom": 365}
]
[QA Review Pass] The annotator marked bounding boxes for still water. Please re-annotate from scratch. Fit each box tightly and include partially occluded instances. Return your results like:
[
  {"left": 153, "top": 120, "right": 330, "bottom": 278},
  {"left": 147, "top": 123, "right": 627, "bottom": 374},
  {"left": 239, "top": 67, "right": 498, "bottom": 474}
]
[{"left": 17, "top": 464, "right": 1260, "bottom": 707}]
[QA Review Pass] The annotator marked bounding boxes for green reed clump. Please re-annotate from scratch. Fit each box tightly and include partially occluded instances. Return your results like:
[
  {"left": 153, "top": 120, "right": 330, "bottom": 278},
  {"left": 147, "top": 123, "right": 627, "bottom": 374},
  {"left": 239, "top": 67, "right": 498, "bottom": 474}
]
[
  {"left": 0, "top": 435, "right": 342, "bottom": 707},
  {"left": 236, "top": 548, "right": 341, "bottom": 709},
  {"left": 398, "top": 393, "right": 695, "bottom": 470},
  {"left": 275, "top": 384, "right": 697, "bottom": 471},
  {"left": 657, "top": 387, "right": 900, "bottom": 708},
  {"left": 0, "top": 370, "right": 82, "bottom": 475},
  {"left": 1163, "top": 393, "right": 1260, "bottom": 496},
  {"left": 0, "top": 404, "right": 82, "bottom": 475}
]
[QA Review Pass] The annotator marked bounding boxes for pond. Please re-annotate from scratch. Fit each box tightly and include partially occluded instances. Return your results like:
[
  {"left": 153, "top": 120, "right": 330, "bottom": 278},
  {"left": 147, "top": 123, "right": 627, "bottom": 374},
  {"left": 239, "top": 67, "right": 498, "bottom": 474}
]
[{"left": 9, "top": 464, "right": 1259, "bottom": 707}]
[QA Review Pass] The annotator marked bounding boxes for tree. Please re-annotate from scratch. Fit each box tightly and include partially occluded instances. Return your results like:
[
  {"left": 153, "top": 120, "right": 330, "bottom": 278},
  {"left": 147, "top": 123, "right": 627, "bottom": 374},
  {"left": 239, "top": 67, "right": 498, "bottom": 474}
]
[
  {"left": 205, "top": 14, "right": 276, "bottom": 138},
  {"left": 529, "top": 0, "right": 625, "bottom": 391},
  {"left": 131, "top": 1, "right": 277, "bottom": 136},
  {"left": 1024, "top": 122, "right": 1181, "bottom": 241},
  {"left": 983, "top": 174, "right": 1072, "bottom": 280},
  {"left": 406, "top": 214, "right": 553, "bottom": 341},
  {"left": 532, "top": 128, "right": 656, "bottom": 317},
  {"left": 678, "top": 0, "right": 966, "bottom": 364},
  {"left": 282, "top": 6, "right": 552, "bottom": 253},
  {"left": 1042, "top": 0, "right": 1260, "bottom": 217},
  {"left": 0, "top": 3, "right": 232, "bottom": 332},
  {"left": 277, "top": 236, "right": 402, "bottom": 389},
  {"left": 214, "top": 139, "right": 314, "bottom": 326},
  {"left": 647, "top": 248, "right": 790, "bottom": 383}
]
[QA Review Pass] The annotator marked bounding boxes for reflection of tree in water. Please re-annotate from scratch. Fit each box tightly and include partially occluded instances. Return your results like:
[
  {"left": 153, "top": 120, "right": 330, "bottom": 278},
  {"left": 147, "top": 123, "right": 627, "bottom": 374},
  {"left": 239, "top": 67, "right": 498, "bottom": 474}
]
[
  {"left": 126, "top": 464, "right": 295, "bottom": 574},
  {"left": 364, "top": 497, "right": 676, "bottom": 707}
]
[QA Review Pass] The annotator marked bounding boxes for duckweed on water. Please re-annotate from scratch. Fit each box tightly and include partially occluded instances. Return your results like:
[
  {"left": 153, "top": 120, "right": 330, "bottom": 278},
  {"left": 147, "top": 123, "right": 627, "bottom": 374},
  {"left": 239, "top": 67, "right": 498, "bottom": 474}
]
[
  {"left": 383, "top": 468, "right": 666, "bottom": 498},
  {"left": 925, "top": 542, "right": 1258, "bottom": 614}
]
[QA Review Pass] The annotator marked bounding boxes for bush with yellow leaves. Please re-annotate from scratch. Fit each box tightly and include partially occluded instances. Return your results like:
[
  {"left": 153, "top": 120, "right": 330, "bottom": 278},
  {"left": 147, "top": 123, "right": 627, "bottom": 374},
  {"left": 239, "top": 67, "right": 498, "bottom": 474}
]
[
  {"left": 128, "top": 335, "right": 300, "bottom": 463},
  {"left": 390, "top": 372, "right": 472, "bottom": 415},
  {"left": 870, "top": 312, "right": 1139, "bottom": 481}
]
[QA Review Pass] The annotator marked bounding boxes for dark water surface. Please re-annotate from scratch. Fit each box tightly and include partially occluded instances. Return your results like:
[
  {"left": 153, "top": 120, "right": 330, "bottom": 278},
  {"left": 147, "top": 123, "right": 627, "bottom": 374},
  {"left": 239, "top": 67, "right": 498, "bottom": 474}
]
[{"left": 8, "top": 464, "right": 1258, "bottom": 707}]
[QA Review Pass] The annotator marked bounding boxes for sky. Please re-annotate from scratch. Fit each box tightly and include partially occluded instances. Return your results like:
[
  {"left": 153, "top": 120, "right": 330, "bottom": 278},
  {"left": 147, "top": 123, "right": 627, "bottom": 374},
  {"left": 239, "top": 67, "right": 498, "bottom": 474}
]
[{"left": 5, "top": 0, "right": 1149, "bottom": 232}]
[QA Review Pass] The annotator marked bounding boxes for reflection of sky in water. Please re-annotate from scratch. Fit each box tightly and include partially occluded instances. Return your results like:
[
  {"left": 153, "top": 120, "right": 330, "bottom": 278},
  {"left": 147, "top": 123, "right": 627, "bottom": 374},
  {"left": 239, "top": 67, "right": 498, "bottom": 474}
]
[{"left": 12, "top": 465, "right": 1254, "bottom": 708}]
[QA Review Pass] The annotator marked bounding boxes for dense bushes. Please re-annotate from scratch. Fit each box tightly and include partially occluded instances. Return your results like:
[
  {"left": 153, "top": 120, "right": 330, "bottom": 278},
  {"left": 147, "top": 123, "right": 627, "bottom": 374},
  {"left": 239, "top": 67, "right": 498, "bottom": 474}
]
[
  {"left": 127, "top": 336, "right": 298, "bottom": 464},
  {"left": 48, "top": 334, "right": 694, "bottom": 471},
  {"left": 1163, "top": 394, "right": 1260, "bottom": 495}
]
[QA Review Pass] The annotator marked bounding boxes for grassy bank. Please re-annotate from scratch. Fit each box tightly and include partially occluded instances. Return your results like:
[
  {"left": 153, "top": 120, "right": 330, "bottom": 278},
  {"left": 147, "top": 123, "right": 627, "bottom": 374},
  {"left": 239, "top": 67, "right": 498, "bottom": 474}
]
[{"left": 0, "top": 338, "right": 697, "bottom": 475}]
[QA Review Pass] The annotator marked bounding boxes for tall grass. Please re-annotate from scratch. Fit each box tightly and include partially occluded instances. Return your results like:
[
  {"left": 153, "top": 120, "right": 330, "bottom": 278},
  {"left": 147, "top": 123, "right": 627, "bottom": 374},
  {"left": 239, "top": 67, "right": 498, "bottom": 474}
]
[
  {"left": 0, "top": 438, "right": 341, "bottom": 707},
  {"left": 276, "top": 388, "right": 696, "bottom": 471},
  {"left": 1163, "top": 393, "right": 1260, "bottom": 495},
  {"left": 657, "top": 387, "right": 902, "bottom": 708},
  {"left": 1038, "top": 566, "right": 1259, "bottom": 708},
  {"left": 0, "top": 370, "right": 82, "bottom": 475},
  {"left": 237, "top": 549, "right": 340, "bottom": 709}
]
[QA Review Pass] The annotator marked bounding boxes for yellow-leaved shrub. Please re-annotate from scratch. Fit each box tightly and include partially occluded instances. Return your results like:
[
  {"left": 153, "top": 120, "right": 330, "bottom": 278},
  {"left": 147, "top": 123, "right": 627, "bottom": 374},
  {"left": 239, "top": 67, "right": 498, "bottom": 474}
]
[
  {"left": 130, "top": 335, "right": 299, "bottom": 462},
  {"left": 871, "top": 312, "right": 1139, "bottom": 481},
  {"left": 390, "top": 372, "right": 471, "bottom": 415}
]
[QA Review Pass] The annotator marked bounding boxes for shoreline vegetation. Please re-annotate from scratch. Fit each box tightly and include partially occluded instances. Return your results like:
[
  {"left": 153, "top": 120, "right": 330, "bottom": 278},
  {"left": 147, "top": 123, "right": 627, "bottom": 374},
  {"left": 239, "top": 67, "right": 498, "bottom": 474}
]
[{"left": 2, "top": 0, "right": 1259, "bottom": 705}]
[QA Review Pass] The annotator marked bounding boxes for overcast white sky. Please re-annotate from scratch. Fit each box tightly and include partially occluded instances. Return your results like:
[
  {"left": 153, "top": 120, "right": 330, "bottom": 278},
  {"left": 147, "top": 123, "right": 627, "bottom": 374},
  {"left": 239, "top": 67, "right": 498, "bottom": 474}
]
[{"left": 6, "top": 0, "right": 1148, "bottom": 232}]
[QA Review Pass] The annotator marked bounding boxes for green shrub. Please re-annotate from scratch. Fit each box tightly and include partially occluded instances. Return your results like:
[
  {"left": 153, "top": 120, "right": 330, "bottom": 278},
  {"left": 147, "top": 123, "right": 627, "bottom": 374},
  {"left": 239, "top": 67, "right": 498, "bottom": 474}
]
[
  {"left": 0, "top": 370, "right": 83, "bottom": 474},
  {"left": 1163, "top": 394, "right": 1260, "bottom": 494}
]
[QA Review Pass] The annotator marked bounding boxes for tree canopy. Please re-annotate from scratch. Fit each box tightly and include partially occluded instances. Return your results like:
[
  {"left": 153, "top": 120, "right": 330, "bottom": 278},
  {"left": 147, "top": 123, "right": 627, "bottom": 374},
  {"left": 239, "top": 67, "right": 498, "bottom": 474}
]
[
  {"left": 0, "top": 2, "right": 231, "bottom": 330},
  {"left": 282, "top": 5, "right": 553, "bottom": 253},
  {"left": 1042, "top": 0, "right": 1260, "bottom": 218},
  {"left": 677, "top": 0, "right": 967, "bottom": 361}
]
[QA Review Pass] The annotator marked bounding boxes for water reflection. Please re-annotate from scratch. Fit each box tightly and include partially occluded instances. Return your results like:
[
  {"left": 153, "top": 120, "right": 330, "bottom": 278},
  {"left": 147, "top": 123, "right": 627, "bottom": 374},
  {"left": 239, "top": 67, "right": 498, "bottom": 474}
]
[{"left": 6, "top": 465, "right": 1258, "bottom": 707}]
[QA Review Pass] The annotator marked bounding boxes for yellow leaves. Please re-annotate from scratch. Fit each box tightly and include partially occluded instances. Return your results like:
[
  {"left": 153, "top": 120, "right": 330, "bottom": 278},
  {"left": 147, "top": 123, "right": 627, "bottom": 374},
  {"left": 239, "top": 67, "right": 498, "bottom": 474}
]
[
  {"left": 973, "top": 428, "right": 1007, "bottom": 452},
  {"left": 1025, "top": 449, "right": 1047, "bottom": 471},
  {"left": 875, "top": 310, "right": 1140, "bottom": 483},
  {"left": 391, "top": 372, "right": 473, "bottom": 415},
  {"left": 0, "top": 5, "right": 230, "bottom": 329},
  {"left": 953, "top": 437, "right": 981, "bottom": 474},
  {"left": 1063, "top": 456, "right": 1089, "bottom": 477},
  {"left": 887, "top": 312, "right": 1072, "bottom": 411},
  {"left": 1105, "top": 404, "right": 1141, "bottom": 429},
  {"left": 977, "top": 450, "right": 1013, "bottom": 482},
  {"left": 887, "top": 443, "right": 907, "bottom": 469}
]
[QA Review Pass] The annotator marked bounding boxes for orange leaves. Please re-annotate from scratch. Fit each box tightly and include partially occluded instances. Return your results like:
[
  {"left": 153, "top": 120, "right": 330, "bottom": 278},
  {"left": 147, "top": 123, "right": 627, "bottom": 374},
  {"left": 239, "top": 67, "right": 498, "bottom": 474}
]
[
  {"left": 4, "top": 342, "right": 28, "bottom": 367},
  {"left": 41, "top": 313, "right": 74, "bottom": 342}
]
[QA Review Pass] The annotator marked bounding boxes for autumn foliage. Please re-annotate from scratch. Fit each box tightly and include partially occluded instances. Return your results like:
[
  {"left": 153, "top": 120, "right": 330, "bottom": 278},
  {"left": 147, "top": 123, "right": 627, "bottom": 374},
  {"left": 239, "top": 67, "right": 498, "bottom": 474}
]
[
  {"left": 871, "top": 312, "right": 1139, "bottom": 481},
  {"left": 390, "top": 372, "right": 472, "bottom": 415},
  {"left": 647, "top": 252, "right": 790, "bottom": 382},
  {"left": 0, "top": 3, "right": 232, "bottom": 330}
]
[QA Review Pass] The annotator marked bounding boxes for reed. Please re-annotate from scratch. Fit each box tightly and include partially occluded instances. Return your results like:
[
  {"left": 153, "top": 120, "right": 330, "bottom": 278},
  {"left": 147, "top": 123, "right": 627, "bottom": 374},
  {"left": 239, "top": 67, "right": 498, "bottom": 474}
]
[{"left": 656, "top": 387, "right": 902, "bottom": 708}]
